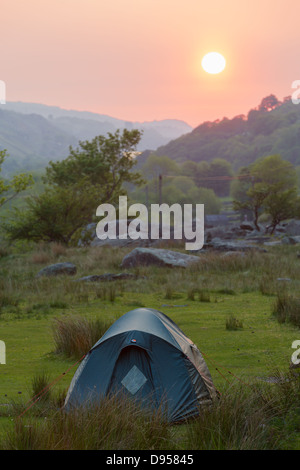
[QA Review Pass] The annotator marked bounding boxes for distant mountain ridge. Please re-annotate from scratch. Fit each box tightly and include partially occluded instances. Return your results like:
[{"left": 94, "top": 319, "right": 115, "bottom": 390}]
[
  {"left": 3, "top": 96, "right": 299, "bottom": 178},
  {"left": 0, "top": 101, "right": 192, "bottom": 175}
]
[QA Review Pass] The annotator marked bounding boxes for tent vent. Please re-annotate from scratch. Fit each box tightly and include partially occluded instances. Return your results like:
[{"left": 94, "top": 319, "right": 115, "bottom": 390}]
[{"left": 121, "top": 365, "right": 147, "bottom": 395}]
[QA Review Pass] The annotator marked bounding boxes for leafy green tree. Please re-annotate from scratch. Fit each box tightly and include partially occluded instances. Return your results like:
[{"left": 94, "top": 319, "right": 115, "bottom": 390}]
[
  {"left": 233, "top": 154, "right": 298, "bottom": 231},
  {"left": 264, "top": 187, "right": 298, "bottom": 234},
  {"left": 0, "top": 150, "right": 33, "bottom": 208},
  {"left": 171, "top": 176, "right": 197, "bottom": 194},
  {"left": 230, "top": 167, "right": 253, "bottom": 220},
  {"left": 187, "top": 187, "right": 221, "bottom": 214},
  {"left": 205, "top": 158, "right": 233, "bottom": 197},
  {"left": 141, "top": 154, "right": 180, "bottom": 180},
  {"left": 45, "top": 129, "right": 143, "bottom": 203},
  {"left": 5, "top": 130, "right": 144, "bottom": 245},
  {"left": 181, "top": 160, "right": 198, "bottom": 177},
  {"left": 5, "top": 184, "right": 98, "bottom": 244}
]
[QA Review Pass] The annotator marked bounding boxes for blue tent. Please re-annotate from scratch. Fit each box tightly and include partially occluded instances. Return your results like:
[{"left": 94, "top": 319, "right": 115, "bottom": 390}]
[{"left": 64, "top": 308, "right": 216, "bottom": 422}]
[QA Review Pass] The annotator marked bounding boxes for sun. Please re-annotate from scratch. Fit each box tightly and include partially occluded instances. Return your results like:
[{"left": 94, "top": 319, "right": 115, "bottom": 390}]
[{"left": 201, "top": 52, "right": 226, "bottom": 74}]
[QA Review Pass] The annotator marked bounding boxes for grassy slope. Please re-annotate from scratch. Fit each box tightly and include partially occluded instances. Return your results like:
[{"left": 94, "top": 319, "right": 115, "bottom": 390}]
[
  {"left": 0, "top": 291, "right": 297, "bottom": 399},
  {"left": 0, "top": 242, "right": 299, "bottom": 445}
]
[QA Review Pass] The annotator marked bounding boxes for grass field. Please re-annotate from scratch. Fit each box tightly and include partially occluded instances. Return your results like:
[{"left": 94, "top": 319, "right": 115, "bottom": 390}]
[{"left": 0, "top": 241, "right": 300, "bottom": 449}]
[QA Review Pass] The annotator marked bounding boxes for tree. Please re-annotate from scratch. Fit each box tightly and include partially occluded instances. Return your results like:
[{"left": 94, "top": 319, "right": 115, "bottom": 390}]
[
  {"left": 181, "top": 160, "right": 198, "bottom": 177},
  {"left": 0, "top": 149, "right": 33, "bottom": 208},
  {"left": 264, "top": 187, "right": 298, "bottom": 234},
  {"left": 45, "top": 129, "right": 144, "bottom": 204},
  {"left": 5, "top": 130, "right": 144, "bottom": 245},
  {"left": 142, "top": 154, "right": 180, "bottom": 180},
  {"left": 205, "top": 158, "right": 233, "bottom": 197},
  {"left": 258, "top": 94, "right": 281, "bottom": 112},
  {"left": 5, "top": 184, "right": 99, "bottom": 244},
  {"left": 232, "top": 154, "right": 298, "bottom": 231}
]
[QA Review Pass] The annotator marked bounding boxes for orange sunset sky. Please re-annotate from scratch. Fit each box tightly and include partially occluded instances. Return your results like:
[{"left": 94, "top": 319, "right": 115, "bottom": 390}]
[{"left": 1, "top": 0, "right": 300, "bottom": 127}]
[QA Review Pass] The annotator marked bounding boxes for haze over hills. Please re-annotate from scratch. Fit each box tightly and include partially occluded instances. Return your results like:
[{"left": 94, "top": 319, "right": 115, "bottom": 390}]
[
  {"left": 2, "top": 95, "right": 300, "bottom": 178},
  {"left": 0, "top": 108, "right": 78, "bottom": 175},
  {"left": 1, "top": 102, "right": 192, "bottom": 175},
  {"left": 149, "top": 95, "right": 300, "bottom": 171}
]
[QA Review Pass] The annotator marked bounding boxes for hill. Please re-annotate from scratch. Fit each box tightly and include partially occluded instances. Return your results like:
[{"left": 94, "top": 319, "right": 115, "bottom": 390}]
[
  {"left": 0, "top": 108, "right": 77, "bottom": 176},
  {"left": 1, "top": 102, "right": 192, "bottom": 175},
  {"left": 148, "top": 95, "right": 300, "bottom": 170}
]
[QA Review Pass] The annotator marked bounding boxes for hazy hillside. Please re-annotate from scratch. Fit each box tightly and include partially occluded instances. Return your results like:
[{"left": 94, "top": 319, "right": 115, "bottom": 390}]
[
  {"left": 3, "top": 102, "right": 192, "bottom": 171},
  {"left": 0, "top": 108, "right": 77, "bottom": 176},
  {"left": 148, "top": 95, "right": 300, "bottom": 170}
]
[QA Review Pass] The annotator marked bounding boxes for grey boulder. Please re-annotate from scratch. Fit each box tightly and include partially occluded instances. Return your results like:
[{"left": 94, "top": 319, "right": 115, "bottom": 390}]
[
  {"left": 121, "top": 247, "right": 200, "bottom": 269},
  {"left": 37, "top": 262, "right": 77, "bottom": 278}
]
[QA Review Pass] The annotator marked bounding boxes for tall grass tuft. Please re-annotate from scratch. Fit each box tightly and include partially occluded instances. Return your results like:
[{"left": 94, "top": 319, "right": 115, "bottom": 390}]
[
  {"left": 3, "top": 394, "right": 172, "bottom": 450},
  {"left": 0, "top": 290, "right": 19, "bottom": 309},
  {"left": 52, "top": 315, "right": 114, "bottom": 358},
  {"left": 226, "top": 315, "right": 243, "bottom": 331},
  {"left": 187, "top": 288, "right": 196, "bottom": 301},
  {"left": 165, "top": 285, "right": 174, "bottom": 300},
  {"left": 31, "top": 371, "right": 51, "bottom": 403},
  {"left": 4, "top": 372, "right": 300, "bottom": 450},
  {"left": 186, "top": 372, "right": 300, "bottom": 450},
  {"left": 186, "top": 386, "right": 269, "bottom": 450},
  {"left": 50, "top": 242, "right": 67, "bottom": 258},
  {"left": 272, "top": 292, "right": 300, "bottom": 328},
  {"left": 198, "top": 290, "right": 211, "bottom": 302}
]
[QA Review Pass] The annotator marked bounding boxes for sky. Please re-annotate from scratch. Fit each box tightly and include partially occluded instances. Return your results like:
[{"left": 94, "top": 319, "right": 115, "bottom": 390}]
[{"left": 1, "top": 0, "right": 300, "bottom": 127}]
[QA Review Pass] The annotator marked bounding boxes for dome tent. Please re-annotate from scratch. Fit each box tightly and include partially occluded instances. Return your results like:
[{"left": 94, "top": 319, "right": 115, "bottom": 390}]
[{"left": 64, "top": 308, "right": 216, "bottom": 423}]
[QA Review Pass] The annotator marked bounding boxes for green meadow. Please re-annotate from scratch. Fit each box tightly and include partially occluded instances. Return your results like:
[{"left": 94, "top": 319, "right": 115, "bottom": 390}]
[{"left": 0, "top": 242, "right": 300, "bottom": 449}]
